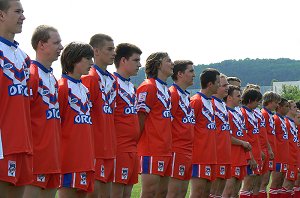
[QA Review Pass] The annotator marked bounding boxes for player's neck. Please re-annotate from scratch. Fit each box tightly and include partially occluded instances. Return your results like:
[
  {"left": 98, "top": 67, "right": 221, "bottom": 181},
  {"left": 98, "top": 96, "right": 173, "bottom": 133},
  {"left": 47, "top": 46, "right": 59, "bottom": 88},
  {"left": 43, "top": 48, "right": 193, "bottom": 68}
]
[
  {"left": 36, "top": 55, "right": 52, "bottom": 70},
  {"left": 226, "top": 102, "right": 235, "bottom": 109},
  {"left": 157, "top": 72, "right": 168, "bottom": 83},
  {"left": 201, "top": 89, "right": 213, "bottom": 98},
  {"left": 213, "top": 93, "right": 223, "bottom": 100},
  {"left": 287, "top": 112, "right": 295, "bottom": 119},
  {"left": 0, "top": 30, "right": 15, "bottom": 43},
  {"left": 174, "top": 81, "right": 188, "bottom": 91},
  {"left": 264, "top": 105, "right": 272, "bottom": 111},
  {"left": 95, "top": 60, "right": 108, "bottom": 71},
  {"left": 67, "top": 72, "right": 81, "bottom": 80},
  {"left": 116, "top": 68, "right": 130, "bottom": 79}
]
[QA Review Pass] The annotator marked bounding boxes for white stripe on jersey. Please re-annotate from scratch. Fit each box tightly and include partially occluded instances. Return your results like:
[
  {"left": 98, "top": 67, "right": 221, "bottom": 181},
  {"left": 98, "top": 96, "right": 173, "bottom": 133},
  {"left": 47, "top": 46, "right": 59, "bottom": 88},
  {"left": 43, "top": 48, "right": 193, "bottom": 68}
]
[{"left": 0, "top": 129, "right": 3, "bottom": 159}]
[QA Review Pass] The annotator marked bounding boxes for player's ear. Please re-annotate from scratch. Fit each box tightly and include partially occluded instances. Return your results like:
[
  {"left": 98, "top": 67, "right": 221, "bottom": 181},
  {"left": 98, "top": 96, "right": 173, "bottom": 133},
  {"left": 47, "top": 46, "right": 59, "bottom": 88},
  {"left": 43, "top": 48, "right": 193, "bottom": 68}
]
[
  {"left": 120, "top": 57, "right": 127, "bottom": 65},
  {"left": 0, "top": 10, "right": 6, "bottom": 22}
]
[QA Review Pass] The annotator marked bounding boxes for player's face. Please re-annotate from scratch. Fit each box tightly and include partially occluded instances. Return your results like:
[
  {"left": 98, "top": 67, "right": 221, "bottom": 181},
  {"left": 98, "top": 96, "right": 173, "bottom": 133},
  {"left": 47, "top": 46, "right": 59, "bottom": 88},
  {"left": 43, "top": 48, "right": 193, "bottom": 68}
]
[
  {"left": 289, "top": 102, "right": 297, "bottom": 116},
  {"left": 124, "top": 53, "right": 141, "bottom": 77},
  {"left": 231, "top": 90, "right": 241, "bottom": 107},
  {"left": 217, "top": 77, "right": 229, "bottom": 98},
  {"left": 0, "top": 1, "right": 25, "bottom": 34},
  {"left": 210, "top": 75, "right": 220, "bottom": 94},
  {"left": 269, "top": 101, "right": 279, "bottom": 111},
  {"left": 280, "top": 102, "right": 290, "bottom": 115},
  {"left": 74, "top": 57, "right": 94, "bottom": 76},
  {"left": 182, "top": 64, "right": 195, "bottom": 87},
  {"left": 97, "top": 40, "right": 115, "bottom": 66},
  {"left": 159, "top": 56, "right": 174, "bottom": 78},
  {"left": 43, "top": 31, "right": 63, "bottom": 63}
]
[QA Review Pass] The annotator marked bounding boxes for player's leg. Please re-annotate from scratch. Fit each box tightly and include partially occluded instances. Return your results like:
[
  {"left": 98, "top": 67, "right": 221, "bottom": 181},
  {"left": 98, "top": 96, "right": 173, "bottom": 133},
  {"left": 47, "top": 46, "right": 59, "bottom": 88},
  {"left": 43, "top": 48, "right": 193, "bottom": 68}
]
[
  {"left": 123, "top": 184, "right": 134, "bottom": 198},
  {"left": 167, "top": 178, "right": 189, "bottom": 198},
  {"left": 111, "top": 183, "right": 124, "bottom": 198},
  {"left": 155, "top": 176, "right": 170, "bottom": 198},
  {"left": 23, "top": 185, "right": 41, "bottom": 198},
  {"left": 140, "top": 174, "right": 161, "bottom": 198},
  {"left": 190, "top": 177, "right": 208, "bottom": 198},
  {"left": 222, "top": 177, "right": 237, "bottom": 198}
]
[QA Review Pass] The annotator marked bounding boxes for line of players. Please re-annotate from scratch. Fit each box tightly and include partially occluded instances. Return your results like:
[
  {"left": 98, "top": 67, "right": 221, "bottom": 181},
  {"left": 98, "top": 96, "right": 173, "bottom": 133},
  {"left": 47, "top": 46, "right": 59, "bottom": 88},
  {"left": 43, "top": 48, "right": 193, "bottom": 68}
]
[{"left": 1, "top": 1, "right": 300, "bottom": 198}]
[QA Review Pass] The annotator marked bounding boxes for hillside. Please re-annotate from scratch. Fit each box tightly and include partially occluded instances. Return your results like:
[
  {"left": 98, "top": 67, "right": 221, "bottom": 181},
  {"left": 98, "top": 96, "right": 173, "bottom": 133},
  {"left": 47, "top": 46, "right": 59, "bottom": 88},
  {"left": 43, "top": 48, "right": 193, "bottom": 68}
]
[{"left": 131, "top": 58, "right": 300, "bottom": 88}]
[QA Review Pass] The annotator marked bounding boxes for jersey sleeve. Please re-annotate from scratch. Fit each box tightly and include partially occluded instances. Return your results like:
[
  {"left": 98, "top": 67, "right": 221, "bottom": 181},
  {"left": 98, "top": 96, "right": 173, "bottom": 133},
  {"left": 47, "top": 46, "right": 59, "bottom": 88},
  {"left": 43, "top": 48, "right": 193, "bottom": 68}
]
[
  {"left": 29, "top": 66, "right": 39, "bottom": 103},
  {"left": 58, "top": 81, "right": 68, "bottom": 122},
  {"left": 170, "top": 89, "right": 179, "bottom": 120},
  {"left": 190, "top": 96, "right": 202, "bottom": 120},
  {"left": 136, "top": 83, "right": 156, "bottom": 113}
]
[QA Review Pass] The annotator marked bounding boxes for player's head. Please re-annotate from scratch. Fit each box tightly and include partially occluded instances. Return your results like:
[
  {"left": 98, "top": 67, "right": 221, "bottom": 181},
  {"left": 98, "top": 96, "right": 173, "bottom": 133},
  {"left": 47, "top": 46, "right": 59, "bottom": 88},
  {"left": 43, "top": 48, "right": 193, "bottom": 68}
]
[
  {"left": 227, "top": 76, "right": 241, "bottom": 88},
  {"left": 276, "top": 98, "right": 289, "bottom": 116},
  {"left": 61, "top": 42, "right": 94, "bottom": 76},
  {"left": 31, "top": 25, "right": 63, "bottom": 63},
  {"left": 145, "top": 52, "right": 173, "bottom": 79},
  {"left": 244, "top": 83, "right": 260, "bottom": 92},
  {"left": 216, "top": 73, "right": 229, "bottom": 98},
  {"left": 262, "top": 91, "right": 281, "bottom": 111},
  {"left": 171, "top": 60, "right": 195, "bottom": 87},
  {"left": 200, "top": 68, "right": 220, "bottom": 94},
  {"left": 224, "top": 85, "right": 241, "bottom": 107},
  {"left": 89, "top": 33, "right": 115, "bottom": 66},
  {"left": 288, "top": 100, "right": 298, "bottom": 117},
  {"left": 114, "top": 43, "right": 142, "bottom": 77},
  {"left": 0, "top": 0, "right": 25, "bottom": 36},
  {"left": 241, "top": 88, "right": 262, "bottom": 109}
]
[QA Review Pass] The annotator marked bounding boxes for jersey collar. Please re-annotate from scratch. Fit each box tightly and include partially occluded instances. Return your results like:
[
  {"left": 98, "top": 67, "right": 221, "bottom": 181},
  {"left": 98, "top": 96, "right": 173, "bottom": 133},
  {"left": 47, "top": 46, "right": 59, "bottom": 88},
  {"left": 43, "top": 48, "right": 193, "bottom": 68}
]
[
  {"left": 212, "top": 95, "right": 223, "bottom": 103},
  {"left": 197, "top": 92, "right": 211, "bottom": 100},
  {"left": 155, "top": 77, "right": 167, "bottom": 86},
  {"left": 263, "top": 107, "right": 274, "bottom": 115},
  {"left": 172, "top": 83, "right": 189, "bottom": 95},
  {"left": 242, "top": 105, "right": 253, "bottom": 112},
  {"left": 275, "top": 113, "right": 285, "bottom": 120},
  {"left": 0, "top": 36, "right": 19, "bottom": 48},
  {"left": 32, "top": 60, "right": 53, "bottom": 73},
  {"left": 62, "top": 74, "right": 81, "bottom": 84},
  {"left": 114, "top": 72, "right": 130, "bottom": 82}
]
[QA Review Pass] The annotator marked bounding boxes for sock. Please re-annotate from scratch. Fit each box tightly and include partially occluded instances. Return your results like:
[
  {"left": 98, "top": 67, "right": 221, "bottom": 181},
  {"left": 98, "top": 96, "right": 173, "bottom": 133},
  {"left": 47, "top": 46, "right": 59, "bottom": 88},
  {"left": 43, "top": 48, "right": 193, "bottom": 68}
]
[
  {"left": 240, "top": 190, "right": 252, "bottom": 197},
  {"left": 269, "top": 188, "right": 280, "bottom": 198},
  {"left": 258, "top": 190, "right": 267, "bottom": 198}
]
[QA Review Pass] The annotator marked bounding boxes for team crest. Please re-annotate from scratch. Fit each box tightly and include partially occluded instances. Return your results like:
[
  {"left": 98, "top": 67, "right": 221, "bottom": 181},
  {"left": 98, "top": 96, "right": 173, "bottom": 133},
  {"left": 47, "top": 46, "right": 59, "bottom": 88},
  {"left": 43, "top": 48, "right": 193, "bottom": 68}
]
[
  {"left": 80, "top": 172, "right": 87, "bottom": 185},
  {"left": 235, "top": 167, "right": 240, "bottom": 176},
  {"left": 179, "top": 165, "right": 185, "bottom": 176},
  {"left": 284, "top": 164, "right": 288, "bottom": 171},
  {"left": 220, "top": 166, "right": 226, "bottom": 175},
  {"left": 100, "top": 165, "right": 105, "bottom": 177},
  {"left": 269, "top": 161, "right": 273, "bottom": 169},
  {"left": 8, "top": 160, "right": 16, "bottom": 177},
  {"left": 138, "top": 92, "right": 147, "bottom": 102},
  {"left": 37, "top": 174, "right": 46, "bottom": 182},
  {"left": 121, "top": 168, "right": 129, "bottom": 180},
  {"left": 205, "top": 166, "right": 211, "bottom": 176},
  {"left": 158, "top": 161, "right": 165, "bottom": 172},
  {"left": 290, "top": 171, "right": 295, "bottom": 179}
]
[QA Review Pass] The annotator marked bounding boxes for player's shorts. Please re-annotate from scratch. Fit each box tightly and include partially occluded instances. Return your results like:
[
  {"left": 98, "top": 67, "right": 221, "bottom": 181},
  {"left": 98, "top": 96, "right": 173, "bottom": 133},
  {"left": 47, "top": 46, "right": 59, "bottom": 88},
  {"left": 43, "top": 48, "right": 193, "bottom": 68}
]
[
  {"left": 275, "top": 163, "right": 288, "bottom": 173},
  {"left": 215, "top": 164, "right": 231, "bottom": 179},
  {"left": 247, "top": 160, "right": 262, "bottom": 176},
  {"left": 286, "top": 165, "right": 298, "bottom": 181},
  {"left": 231, "top": 165, "right": 247, "bottom": 180},
  {"left": 95, "top": 158, "right": 116, "bottom": 183},
  {"left": 0, "top": 153, "right": 33, "bottom": 186},
  {"left": 32, "top": 173, "right": 60, "bottom": 189},
  {"left": 140, "top": 156, "right": 172, "bottom": 177},
  {"left": 114, "top": 152, "right": 138, "bottom": 185},
  {"left": 170, "top": 152, "right": 192, "bottom": 181},
  {"left": 261, "top": 149, "right": 270, "bottom": 174},
  {"left": 60, "top": 171, "right": 94, "bottom": 192},
  {"left": 191, "top": 164, "right": 216, "bottom": 181}
]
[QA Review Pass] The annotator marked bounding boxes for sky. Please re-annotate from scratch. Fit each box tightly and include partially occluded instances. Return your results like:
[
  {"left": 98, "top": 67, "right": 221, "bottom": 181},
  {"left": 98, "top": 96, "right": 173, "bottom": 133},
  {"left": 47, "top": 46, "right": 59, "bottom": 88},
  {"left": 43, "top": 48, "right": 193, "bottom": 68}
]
[{"left": 17, "top": 0, "right": 300, "bottom": 79}]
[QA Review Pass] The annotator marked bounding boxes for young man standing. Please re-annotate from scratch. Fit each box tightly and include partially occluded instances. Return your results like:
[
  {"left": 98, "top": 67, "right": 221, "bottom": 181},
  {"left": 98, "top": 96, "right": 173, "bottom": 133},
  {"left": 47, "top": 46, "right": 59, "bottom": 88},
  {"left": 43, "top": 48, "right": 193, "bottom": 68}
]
[
  {"left": 167, "top": 60, "right": 195, "bottom": 198},
  {"left": 82, "top": 33, "right": 117, "bottom": 198},
  {"left": 210, "top": 74, "right": 231, "bottom": 197},
  {"left": 58, "top": 42, "right": 95, "bottom": 197},
  {"left": 23, "top": 25, "right": 63, "bottom": 198},
  {"left": 190, "top": 68, "right": 220, "bottom": 198},
  {"left": 222, "top": 85, "right": 252, "bottom": 198},
  {"left": 112, "top": 43, "right": 142, "bottom": 198},
  {"left": 269, "top": 98, "right": 290, "bottom": 198},
  {"left": 259, "top": 91, "right": 281, "bottom": 197},
  {"left": 137, "top": 52, "right": 174, "bottom": 197},
  {"left": 0, "top": 0, "right": 32, "bottom": 197}
]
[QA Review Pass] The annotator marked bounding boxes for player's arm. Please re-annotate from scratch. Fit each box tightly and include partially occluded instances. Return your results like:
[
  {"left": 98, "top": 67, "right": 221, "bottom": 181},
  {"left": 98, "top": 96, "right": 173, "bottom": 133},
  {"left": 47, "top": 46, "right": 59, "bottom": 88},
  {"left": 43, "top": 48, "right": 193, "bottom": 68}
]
[
  {"left": 138, "top": 112, "right": 147, "bottom": 134},
  {"left": 231, "top": 136, "right": 252, "bottom": 151}
]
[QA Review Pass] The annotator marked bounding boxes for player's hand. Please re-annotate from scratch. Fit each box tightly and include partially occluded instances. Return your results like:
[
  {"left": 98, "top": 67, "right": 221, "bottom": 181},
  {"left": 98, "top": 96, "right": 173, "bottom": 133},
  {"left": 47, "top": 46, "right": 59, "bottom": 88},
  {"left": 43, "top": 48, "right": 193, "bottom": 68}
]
[
  {"left": 248, "top": 158, "right": 257, "bottom": 170},
  {"left": 268, "top": 149, "right": 274, "bottom": 160},
  {"left": 242, "top": 141, "right": 252, "bottom": 151},
  {"left": 261, "top": 151, "right": 265, "bottom": 161}
]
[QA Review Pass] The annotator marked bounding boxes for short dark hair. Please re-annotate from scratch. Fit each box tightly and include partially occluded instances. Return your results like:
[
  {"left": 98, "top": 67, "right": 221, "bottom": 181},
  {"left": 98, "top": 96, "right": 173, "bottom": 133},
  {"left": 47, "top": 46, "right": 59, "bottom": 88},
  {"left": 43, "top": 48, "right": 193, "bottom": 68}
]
[
  {"left": 296, "top": 101, "right": 300, "bottom": 109},
  {"left": 224, "top": 85, "right": 241, "bottom": 102},
  {"left": 31, "top": 25, "right": 58, "bottom": 50},
  {"left": 276, "top": 98, "right": 288, "bottom": 111},
  {"left": 241, "top": 88, "right": 262, "bottom": 105},
  {"left": 171, "top": 60, "right": 193, "bottom": 81},
  {"left": 145, "top": 52, "right": 168, "bottom": 79},
  {"left": 0, "top": 0, "right": 17, "bottom": 11},
  {"left": 89, "top": 33, "right": 113, "bottom": 48},
  {"left": 114, "top": 43, "right": 142, "bottom": 68},
  {"left": 200, "top": 68, "right": 220, "bottom": 89},
  {"left": 61, "top": 42, "right": 94, "bottom": 74}
]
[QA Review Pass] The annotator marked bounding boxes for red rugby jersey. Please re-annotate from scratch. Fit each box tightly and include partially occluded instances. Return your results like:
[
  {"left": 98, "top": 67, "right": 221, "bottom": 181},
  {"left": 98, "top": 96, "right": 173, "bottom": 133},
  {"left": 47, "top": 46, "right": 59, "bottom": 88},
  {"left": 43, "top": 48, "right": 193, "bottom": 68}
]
[
  {"left": 29, "top": 61, "right": 61, "bottom": 174},
  {"left": 254, "top": 108, "right": 268, "bottom": 151},
  {"left": 169, "top": 84, "right": 194, "bottom": 155},
  {"left": 58, "top": 74, "right": 94, "bottom": 173},
  {"left": 285, "top": 117, "right": 298, "bottom": 166},
  {"left": 190, "top": 92, "right": 217, "bottom": 164},
  {"left": 273, "top": 113, "right": 289, "bottom": 164},
  {"left": 0, "top": 37, "right": 32, "bottom": 156},
  {"left": 261, "top": 107, "right": 277, "bottom": 156},
  {"left": 113, "top": 72, "right": 139, "bottom": 153},
  {"left": 136, "top": 78, "right": 172, "bottom": 156},
  {"left": 81, "top": 65, "right": 117, "bottom": 159}
]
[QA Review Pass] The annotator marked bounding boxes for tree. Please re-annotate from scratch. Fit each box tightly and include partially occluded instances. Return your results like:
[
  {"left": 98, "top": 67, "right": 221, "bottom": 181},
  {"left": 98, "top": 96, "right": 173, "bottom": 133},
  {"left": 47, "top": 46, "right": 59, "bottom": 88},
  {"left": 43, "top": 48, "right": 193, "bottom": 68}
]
[{"left": 280, "top": 85, "right": 300, "bottom": 101}]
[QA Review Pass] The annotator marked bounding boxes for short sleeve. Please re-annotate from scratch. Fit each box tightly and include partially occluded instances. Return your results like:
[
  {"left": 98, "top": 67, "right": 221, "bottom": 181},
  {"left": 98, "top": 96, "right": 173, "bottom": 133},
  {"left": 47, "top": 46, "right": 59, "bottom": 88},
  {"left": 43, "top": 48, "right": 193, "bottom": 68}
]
[{"left": 136, "top": 83, "right": 156, "bottom": 113}]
